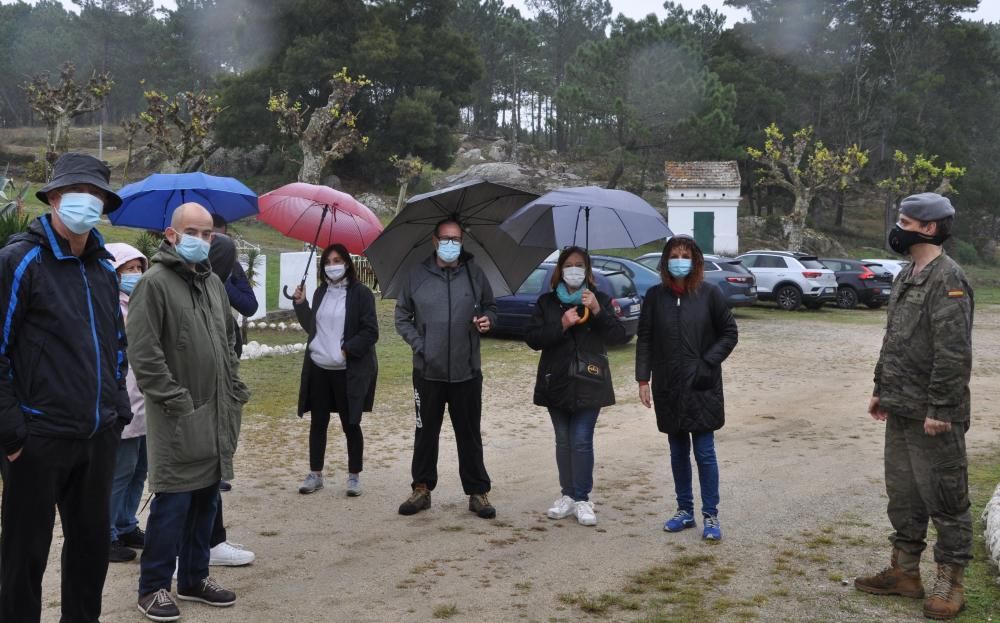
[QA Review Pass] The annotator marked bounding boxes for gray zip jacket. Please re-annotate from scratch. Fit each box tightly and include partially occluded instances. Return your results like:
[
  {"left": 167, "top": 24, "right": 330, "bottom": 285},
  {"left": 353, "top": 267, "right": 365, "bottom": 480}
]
[{"left": 394, "top": 253, "right": 497, "bottom": 383}]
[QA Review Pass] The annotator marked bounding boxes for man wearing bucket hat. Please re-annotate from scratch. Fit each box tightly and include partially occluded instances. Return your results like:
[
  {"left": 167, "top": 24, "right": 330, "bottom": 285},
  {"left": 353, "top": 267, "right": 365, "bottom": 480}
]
[
  {"left": 855, "top": 192, "right": 974, "bottom": 620},
  {"left": 0, "top": 152, "right": 131, "bottom": 622}
]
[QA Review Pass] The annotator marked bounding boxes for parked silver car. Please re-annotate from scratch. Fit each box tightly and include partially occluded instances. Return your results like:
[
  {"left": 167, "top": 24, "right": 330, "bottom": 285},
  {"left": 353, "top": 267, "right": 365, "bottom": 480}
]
[
  {"left": 861, "top": 258, "right": 910, "bottom": 279},
  {"left": 736, "top": 250, "right": 838, "bottom": 311},
  {"left": 636, "top": 252, "right": 758, "bottom": 307}
]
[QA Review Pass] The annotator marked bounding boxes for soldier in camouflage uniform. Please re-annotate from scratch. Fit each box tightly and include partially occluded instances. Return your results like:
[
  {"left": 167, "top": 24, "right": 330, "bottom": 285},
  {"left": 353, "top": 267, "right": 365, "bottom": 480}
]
[{"left": 855, "top": 192, "right": 974, "bottom": 621}]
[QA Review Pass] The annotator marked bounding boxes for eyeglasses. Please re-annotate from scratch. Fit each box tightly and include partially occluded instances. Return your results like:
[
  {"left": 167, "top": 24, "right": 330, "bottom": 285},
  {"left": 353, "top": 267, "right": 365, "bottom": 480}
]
[{"left": 437, "top": 236, "right": 462, "bottom": 243}]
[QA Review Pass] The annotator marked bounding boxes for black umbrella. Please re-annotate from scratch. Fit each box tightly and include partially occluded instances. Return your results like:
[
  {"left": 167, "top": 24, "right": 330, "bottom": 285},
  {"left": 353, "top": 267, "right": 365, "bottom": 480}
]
[{"left": 365, "top": 179, "right": 548, "bottom": 298}]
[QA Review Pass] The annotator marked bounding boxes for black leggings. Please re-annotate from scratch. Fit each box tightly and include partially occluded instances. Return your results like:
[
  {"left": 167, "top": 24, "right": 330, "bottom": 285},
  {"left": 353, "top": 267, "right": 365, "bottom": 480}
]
[{"left": 308, "top": 363, "right": 363, "bottom": 473}]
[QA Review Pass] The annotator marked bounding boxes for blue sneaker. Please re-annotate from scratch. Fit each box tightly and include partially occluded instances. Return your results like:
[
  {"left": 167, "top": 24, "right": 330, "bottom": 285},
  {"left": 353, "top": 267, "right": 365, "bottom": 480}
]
[
  {"left": 663, "top": 510, "right": 696, "bottom": 532},
  {"left": 702, "top": 515, "right": 722, "bottom": 541}
]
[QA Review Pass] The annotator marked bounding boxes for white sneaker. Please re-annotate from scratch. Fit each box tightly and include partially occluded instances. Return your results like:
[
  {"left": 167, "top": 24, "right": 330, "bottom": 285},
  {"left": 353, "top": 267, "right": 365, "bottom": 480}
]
[
  {"left": 574, "top": 500, "right": 597, "bottom": 526},
  {"left": 547, "top": 495, "right": 575, "bottom": 520},
  {"left": 209, "top": 541, "right": 255, "bottom": 566}
]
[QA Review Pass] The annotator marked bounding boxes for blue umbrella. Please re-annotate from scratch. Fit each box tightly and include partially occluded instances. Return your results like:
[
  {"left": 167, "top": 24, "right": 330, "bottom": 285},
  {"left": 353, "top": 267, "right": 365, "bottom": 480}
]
[
  {"left": 109, "top": 172, "right": 258, "bottom": 231},
  {"left": 500, "top": 186, "right": 672, "bottom": 250}
]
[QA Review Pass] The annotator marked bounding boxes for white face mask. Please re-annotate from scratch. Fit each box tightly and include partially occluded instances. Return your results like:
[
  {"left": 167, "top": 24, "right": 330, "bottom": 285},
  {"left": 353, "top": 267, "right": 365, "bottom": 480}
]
[
  {"left": 562, "top": 266, "right": 586, "bottom": 288},
  {"left": 325, "top": 264, "right": 346, "bottom": 282}
]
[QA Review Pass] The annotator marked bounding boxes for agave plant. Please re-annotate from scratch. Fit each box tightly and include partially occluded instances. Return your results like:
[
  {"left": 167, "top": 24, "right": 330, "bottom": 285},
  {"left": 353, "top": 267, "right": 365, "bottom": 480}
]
[
  {"left": 0, "top": 211, "right": 33, "bottom": 247},
  {"left": 132, "top": 231, "right": 163, "bottom": 260}
]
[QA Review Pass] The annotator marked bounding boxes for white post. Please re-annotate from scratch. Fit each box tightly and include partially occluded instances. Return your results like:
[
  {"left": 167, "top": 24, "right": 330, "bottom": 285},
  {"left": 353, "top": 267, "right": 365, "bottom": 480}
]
[
  {"left": 240, "top": 253, "right": 267, "bottom": 321},
  {"left": 279, "top": 251, "right": 317, "bottom": 310}
]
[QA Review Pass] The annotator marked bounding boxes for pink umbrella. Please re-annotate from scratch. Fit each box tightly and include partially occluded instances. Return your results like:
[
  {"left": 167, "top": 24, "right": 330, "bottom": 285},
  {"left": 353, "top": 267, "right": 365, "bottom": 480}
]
[{"left": 258, "top": 182, "right": 383, "bottom": 298}]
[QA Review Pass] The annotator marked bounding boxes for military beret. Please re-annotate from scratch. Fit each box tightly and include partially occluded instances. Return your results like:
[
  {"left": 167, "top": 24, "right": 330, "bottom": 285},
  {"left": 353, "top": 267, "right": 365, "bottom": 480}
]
[{"left": 899, "top": 192, "right": 955, "bottom": 221}]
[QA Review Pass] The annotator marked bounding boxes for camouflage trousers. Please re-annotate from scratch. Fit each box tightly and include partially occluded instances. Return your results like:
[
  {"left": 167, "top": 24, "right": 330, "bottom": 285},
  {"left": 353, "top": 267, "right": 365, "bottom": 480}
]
[{"left": 884, "top": 414, "right": 972, "bottom": 566}]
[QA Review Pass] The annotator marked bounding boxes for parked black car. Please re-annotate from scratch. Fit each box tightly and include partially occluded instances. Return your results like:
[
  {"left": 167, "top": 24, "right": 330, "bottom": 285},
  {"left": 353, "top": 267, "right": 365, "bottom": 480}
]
[
  {"left": 636, "top": 252, "right": 758, "bottom": 307},
  {"left": 819, "top": 258, "right": 894, "bottom": 309},
  {"left": 493, "top": 263, "right": 642, "bottom": 340}
]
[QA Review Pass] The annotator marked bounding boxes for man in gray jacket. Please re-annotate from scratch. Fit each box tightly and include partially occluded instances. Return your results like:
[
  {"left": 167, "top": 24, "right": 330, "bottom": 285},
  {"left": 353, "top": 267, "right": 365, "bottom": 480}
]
[{"left": 395, "top": 219, "right": 498, "bottom": 518}]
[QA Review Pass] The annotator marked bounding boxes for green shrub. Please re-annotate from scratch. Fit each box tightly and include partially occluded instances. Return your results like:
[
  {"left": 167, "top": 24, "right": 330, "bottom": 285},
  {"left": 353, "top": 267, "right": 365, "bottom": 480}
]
[
  {"left": 25, "top": 158, "right": 48, "bottom": 183},
  {"left": 947, "top": 237, "right": 980, "bottom": 265}
]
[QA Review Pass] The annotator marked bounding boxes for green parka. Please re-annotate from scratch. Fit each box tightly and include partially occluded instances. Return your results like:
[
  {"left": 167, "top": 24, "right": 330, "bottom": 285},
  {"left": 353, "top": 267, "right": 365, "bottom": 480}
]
[{"left": 126, "top": 242, "right": 250, "bottom": 493}]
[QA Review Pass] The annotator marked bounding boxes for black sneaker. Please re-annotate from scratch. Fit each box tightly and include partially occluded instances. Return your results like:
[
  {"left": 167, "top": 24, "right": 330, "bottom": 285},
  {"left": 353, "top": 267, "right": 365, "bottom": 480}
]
[
  {"left": 398, "top": 485, "right": 431, "bottom": 516},
  {"left": 137, "top": 589, "right": 180, "bottom": 622},
  {"left": 120, "top": 527, "right": 145, "bottom": 549},
  {"left": 469, "top": 493, "right": 496, "bottom": 519},
  {"left": 109, "top": 539, "right": 137, "bottom": 563},
  {"left": 177, "top": 576, "right": 236, "bottom": 607}
]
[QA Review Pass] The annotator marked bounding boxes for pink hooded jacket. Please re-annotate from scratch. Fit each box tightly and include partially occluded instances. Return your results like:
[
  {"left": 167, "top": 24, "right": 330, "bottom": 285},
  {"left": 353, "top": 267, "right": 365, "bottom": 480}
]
[{"left": 105, "top": 242, "right": 148, "bottom": 439}]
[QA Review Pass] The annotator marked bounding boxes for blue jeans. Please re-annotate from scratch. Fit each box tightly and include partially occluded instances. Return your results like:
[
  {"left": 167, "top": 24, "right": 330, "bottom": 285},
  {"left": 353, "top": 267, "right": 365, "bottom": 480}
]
[
  {"left": 109, "top": 436, "right": 147, "bottom": 541},
  {"left": 138, "top": 483, "right": 219, "bottom": 596},
  {"left": 549, "top": 408, "right": 600, "bottom": 502},
  {"left": 667, "top": 432, "right": 720, "bottom": 517}
]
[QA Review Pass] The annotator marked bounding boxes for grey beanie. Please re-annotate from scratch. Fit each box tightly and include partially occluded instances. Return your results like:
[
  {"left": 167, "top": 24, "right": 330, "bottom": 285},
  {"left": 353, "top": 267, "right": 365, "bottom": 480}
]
[{"left": 899, "top": 192, "right": 955, "bottom": 222}]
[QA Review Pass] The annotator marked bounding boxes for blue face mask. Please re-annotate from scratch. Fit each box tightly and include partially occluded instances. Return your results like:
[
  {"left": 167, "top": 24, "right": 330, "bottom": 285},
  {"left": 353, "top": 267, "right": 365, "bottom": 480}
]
[
  {"left": 667, "top": 258, "right": 693, "bottom": 278},
  {"left": 119, "top": 273, "right": 141, "bottom": 295},
  {"left": 58, "top": 192, "right": 104, "bottom": 235},
  {"left": 437, "top": 240, "right": 462, "bottom": 263},
  {"left": 175, "top": 233, "right": 210, "bottom": 264}
]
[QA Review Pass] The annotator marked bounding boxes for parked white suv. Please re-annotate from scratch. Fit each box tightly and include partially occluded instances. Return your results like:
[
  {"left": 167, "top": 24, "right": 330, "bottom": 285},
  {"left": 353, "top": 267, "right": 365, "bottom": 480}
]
[{"left": 736, "top": 251, "right": 838, "bottom": 311}]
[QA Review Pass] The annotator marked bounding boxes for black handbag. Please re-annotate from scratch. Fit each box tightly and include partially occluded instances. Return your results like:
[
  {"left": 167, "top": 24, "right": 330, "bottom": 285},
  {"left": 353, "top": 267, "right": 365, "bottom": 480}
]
[{"left": 572, "top": 351, "right": 611, "bottom": 384}]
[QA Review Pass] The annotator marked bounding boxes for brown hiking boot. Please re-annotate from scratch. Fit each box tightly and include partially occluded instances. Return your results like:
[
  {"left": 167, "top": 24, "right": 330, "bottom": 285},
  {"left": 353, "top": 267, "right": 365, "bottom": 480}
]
[
  {"left": 398, "top": 484, "right": 431, "bottom": 516},
  {"left": 469, "top": 493, "right": 496, "bottom": 519},
  {"left": 923, "top": 563, "right": 965, "bottom": 620},
  {"left": 854, "top": 549, "right": 925, "bottom": 598}
]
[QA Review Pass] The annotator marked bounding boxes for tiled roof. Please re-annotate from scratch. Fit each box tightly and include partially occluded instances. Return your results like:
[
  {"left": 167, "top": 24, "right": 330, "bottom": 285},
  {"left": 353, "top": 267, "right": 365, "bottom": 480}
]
[{"left": 665, "top": 161, "right": 741, "bottom": 189}]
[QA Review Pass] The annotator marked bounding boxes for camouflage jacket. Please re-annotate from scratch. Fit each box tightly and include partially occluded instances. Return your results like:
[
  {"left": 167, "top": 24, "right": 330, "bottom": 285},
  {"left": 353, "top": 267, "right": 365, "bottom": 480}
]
[{"left": 873, "top": 252, "right": 973, "bottom": 422}]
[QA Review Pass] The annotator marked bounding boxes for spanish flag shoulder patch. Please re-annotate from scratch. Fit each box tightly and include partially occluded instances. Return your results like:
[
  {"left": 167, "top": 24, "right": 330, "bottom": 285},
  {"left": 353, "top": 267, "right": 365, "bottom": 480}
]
[{"left": 946, "top": 289, "right": 965, "bottom": 298}]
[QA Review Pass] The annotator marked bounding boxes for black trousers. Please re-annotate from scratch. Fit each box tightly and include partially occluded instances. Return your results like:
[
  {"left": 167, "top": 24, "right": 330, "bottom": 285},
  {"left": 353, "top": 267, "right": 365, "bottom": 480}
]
[
  {"left": 411, "top": 372, "right": 490, "bottom": 495},
  {"left": 210, "top": 492, "right": 226, "bottom": 548},
  {"left": 0, "top": 427, "right": 118, "bottom": 623},
  {"left": 308, "top": 363, "right": 363, "bottom": 473}
]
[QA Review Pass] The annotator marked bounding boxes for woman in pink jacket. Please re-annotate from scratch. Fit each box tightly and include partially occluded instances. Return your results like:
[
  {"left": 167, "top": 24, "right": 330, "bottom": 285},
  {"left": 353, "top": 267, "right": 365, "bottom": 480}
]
[{"left": 105, "top": 242, "right": 149, "bottom": 563}]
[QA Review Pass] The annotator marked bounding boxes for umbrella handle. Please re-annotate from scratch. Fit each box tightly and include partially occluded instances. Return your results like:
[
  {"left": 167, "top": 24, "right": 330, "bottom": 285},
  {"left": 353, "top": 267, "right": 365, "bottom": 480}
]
[{"left": 283, "top": 279, "right": 306, "bottom": 301}]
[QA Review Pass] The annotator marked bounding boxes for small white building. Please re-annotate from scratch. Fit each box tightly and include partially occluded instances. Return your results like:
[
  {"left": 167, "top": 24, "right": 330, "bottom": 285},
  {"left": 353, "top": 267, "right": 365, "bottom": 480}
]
[{"left": 665, "top": 161, "right": 741, "bottom": 255}]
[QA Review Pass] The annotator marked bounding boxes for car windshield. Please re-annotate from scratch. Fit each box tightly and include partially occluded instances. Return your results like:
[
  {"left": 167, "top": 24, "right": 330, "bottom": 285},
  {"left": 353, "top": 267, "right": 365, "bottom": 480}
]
[
  {"left": 636, "top": 256, "right": 660, "bottom": 271},
  {"left": 516, "top": 267, "right": 549, "bottom": 294},
  {"left": 799, "top": 259, "right": 826, "bottom": 269},
  {"left": 604, "top": 272, "right": 636, "bottom": 298}
]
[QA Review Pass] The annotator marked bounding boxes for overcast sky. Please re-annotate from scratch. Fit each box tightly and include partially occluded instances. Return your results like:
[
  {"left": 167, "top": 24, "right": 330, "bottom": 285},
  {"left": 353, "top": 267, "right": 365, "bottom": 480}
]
[{"left": 9, "top": 0, "right": 1000, "bottom": 24}]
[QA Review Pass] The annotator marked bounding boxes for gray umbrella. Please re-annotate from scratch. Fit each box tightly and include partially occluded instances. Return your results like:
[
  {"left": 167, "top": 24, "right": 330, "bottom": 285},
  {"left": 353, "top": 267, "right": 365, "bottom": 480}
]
[
  {"left": 364, "top": 179, "right": 548, "bottom": 299},
  {"left": 500, "top": 186, "right": 672, "bottom": 250}
]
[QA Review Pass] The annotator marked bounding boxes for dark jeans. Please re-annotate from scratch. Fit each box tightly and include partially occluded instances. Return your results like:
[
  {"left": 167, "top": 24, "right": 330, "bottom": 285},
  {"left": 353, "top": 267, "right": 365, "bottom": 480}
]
[
  {"left": 139, "top": 483, "right": 219, "bottom": 597},
  {"left": 109, "top": 435, "right": 147, "bottom": 541},
  {"left": 885, "top": 414, "right": 972, "bottom": 566},
  {"left": 667, "top": 431, "right": 720, "bottom": 517},
  {"left": 308, "top": 363, "right": 363, "bottom": 473},
  {"left": 411, "top": 372, "right": 490, "bottom": 495},
  {"left": 0, "top": 427, "right": 118, "bottom": 623},
  {"left": 549, "top": 408, "right": 600, "bottom": 502}
]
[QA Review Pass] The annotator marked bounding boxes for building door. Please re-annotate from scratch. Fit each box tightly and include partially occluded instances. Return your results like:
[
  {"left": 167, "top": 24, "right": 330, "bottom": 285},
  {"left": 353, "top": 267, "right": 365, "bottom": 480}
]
[{"left": 693, "top": 211, "right": 715, "bottom": 253}]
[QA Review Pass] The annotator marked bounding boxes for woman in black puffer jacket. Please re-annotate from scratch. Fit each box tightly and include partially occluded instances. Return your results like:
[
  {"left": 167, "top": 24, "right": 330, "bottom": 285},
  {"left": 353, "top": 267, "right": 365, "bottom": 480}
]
[
  {"left": 526, "top": 246, "right": 627, "bottom": 527},
  {"left": 635, "top": 236, "right": 738, "bottom": 541}
]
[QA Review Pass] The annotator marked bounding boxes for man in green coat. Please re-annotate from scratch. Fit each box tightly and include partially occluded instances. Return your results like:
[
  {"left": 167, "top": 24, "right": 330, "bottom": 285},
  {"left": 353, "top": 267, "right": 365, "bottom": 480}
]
[
  {"left": 127, "top": 203, "right": 250, "bottom": 622},
  {"left": 855, "top": 193, "right": 973, "bottom": 621}
]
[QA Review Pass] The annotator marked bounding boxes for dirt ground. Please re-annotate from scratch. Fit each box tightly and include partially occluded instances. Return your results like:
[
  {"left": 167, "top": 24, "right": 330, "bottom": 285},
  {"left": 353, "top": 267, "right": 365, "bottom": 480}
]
[{"left": 39, "top": 306, "right": 1000, "bottom": 622}]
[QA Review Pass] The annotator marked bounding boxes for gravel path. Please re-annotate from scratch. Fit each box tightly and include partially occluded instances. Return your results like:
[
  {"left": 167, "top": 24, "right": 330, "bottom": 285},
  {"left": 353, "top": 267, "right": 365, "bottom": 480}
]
[{"left": 41, "top": 306, "right": 1000, "bottom": 622}]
